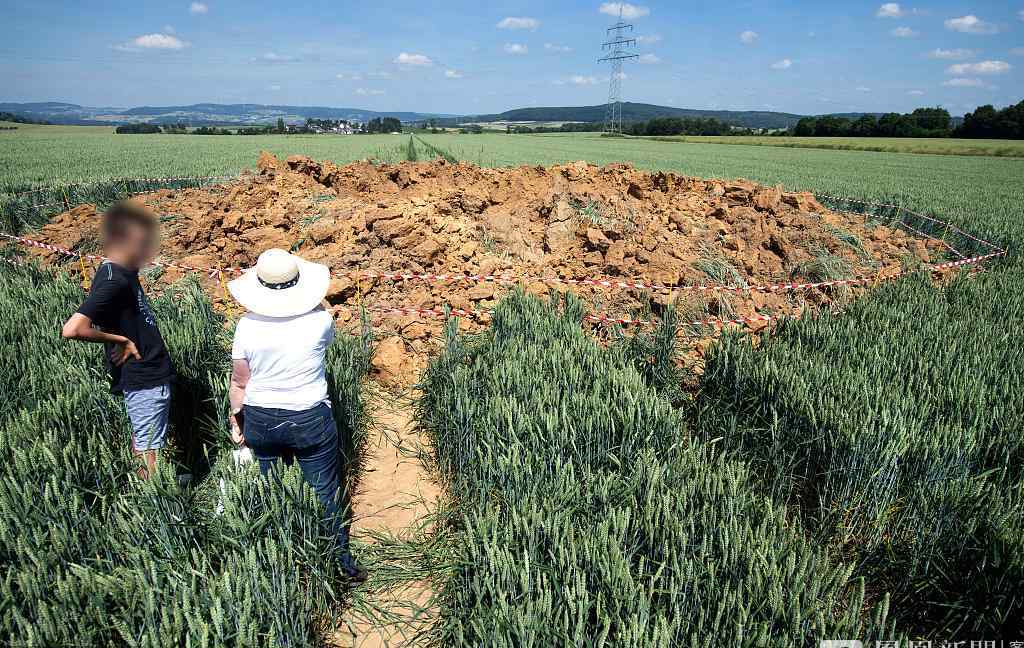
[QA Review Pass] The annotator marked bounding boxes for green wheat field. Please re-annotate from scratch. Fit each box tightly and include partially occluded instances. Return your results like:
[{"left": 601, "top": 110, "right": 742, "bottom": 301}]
[{"left": 1, "top": 123, "right": 1022, "bottom": 645}]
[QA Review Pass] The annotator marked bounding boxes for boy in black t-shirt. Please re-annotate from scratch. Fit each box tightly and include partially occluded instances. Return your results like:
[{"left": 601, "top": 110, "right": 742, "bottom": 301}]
[{"left": 62, "top": 202, "right": 175, "bottom": 479}]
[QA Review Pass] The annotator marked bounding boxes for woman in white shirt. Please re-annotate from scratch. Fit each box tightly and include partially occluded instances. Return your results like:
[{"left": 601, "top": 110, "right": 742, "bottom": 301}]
[{"left": 227, "top": 248, "right": 366, "bottom": 583}]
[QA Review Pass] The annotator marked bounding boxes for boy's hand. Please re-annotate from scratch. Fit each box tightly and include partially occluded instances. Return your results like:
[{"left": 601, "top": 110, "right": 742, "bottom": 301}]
[{"left": 111, "top": 340, "right": 141, "bottom": 366}]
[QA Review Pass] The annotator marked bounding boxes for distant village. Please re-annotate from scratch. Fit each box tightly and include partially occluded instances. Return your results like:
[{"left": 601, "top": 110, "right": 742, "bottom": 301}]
[
  {"left": 291, "top": 119, "right": 359, "bottom": 134},
  {"left": 115, "top": 116, "right": 404, "bottom": 136}
]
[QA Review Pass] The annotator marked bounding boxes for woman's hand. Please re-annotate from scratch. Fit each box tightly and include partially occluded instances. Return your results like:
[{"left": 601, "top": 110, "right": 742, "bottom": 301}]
[{"left": 229, "top": 410, "right": 245, "bottom": 445}]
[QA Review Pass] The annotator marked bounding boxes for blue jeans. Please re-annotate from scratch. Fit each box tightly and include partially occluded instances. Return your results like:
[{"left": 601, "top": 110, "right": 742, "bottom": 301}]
[
  {"left": 124, "top": 384, "right": 171, "bottom": 451},
  {"left": 242, "top": 402, "right": 357, "bottom": 574}
]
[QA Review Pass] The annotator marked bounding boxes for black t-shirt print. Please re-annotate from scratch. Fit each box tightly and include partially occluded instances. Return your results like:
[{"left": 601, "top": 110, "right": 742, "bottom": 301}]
[{"left": 76, "top": 262, "right": 174, "bottom": 394}]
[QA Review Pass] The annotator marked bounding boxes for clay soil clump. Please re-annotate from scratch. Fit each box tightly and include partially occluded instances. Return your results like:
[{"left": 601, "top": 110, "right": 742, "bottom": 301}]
[{"left": 34, "top": 153, "right": 940, "bottom": 381}]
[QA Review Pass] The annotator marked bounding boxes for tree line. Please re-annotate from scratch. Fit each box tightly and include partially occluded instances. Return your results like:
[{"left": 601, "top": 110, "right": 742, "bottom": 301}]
[
  {"left": 0, "top": 112, "right": 52, "bottom": 125},
  {"left": 790, "top": 102, "right": 1023, "bottom": 139},
  {"left": 956, "top": 101, "right": 1024, "bottom": 139},
  {"left": 363, "top": 117, "right": 402, "bottom": 133},
  {"left": 504, "top": 118, "right": 742, "bottom": 136}
]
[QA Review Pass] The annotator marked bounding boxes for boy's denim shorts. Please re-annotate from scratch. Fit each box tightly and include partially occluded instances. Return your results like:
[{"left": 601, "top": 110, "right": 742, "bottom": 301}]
[{"left": 124, "top": 384, "right": 171, "bottom": 451}]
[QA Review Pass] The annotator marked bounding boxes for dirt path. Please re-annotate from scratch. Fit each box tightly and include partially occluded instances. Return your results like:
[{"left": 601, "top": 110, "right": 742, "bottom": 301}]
[{"left": 331, "top": 398, "right": 441, "bottom": 648}]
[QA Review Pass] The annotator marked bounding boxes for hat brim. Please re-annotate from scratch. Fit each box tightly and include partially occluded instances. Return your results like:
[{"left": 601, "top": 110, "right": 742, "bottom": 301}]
[{"left": 228, "top": 257, "right": 330, "bottom": 318}]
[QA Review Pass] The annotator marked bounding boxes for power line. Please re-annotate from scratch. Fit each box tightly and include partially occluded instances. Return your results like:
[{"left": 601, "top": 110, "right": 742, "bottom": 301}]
[{"left": 597, "top": 6, "right": 638, "bottom": 136}]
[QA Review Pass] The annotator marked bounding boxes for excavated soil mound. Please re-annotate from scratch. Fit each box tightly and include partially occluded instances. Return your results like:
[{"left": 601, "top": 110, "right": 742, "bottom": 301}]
[{"left": 34, "top": 153, "right": 939, "bottom": 383}]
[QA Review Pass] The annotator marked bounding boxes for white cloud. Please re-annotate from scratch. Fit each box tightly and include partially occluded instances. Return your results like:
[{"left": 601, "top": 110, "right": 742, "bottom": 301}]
[
  {"left": 163, "top": 25, "right": 176, "bottom": 34},
  {"left": 638, "top": 53, "right": 660, "bottom": 64},
  {"left": 261, "top": 52, "right": 294, "bottom": 62},
  {"left": 927, "top": 48, "right": 976, "bottom": 60},
  {"left": 116, "top": 33, "right": 189, "bottom": 51},
  {"left": 877, "top": 3, "right": 904, "bottom": 17},
  {"left": 945, "top": 15, "right": 999, "bottom": 34},
  {"left": 496, "top": 17, "right": 539, "bottom": 30},
  {"left": 891, "top": 26, "right": 918, "bottom": 37},
  {"left": 771, "top": 58, "right": 792, "bottom": 69},
  {"left": 636, "top": 34, "right": 662, "bottom": 44},
  {"left": 444, "top": 69, "right": 463, "bottom": 78},
  {"left": 189, "top": 2, "right": 208, "bottom": 14},
  {"left": 394, "top": 52, "right": 433, "bottom": 66},
  {"left": 946, "top": 60, "right": 1011, "bottom": 74},
  {"left": 367, "top": 71, "right": 393, "bottom": 79},
  {"left": 267, "top": 84, "right": 281, "bottom": 91},
  {"left": 877, "top": 3, "right": 925, "bottom": 18},
  {"left": 739, "top": 30, "right": 758, "bottom": 44},
  {"left": 569, "top": 75, "right": 600, "bottom": 85},
  {"left": 355, "top": 88, "right": 385, "bottom": 96},
  {"left": 908, "top": 89, "right": 926, "bottom": 96},
  {"left": 856, "top": 86, "right": 872, "bottom": 92},
  {"left": 943, "top": 78, "right": 985, "bottom": 87},
  {"left": 1019, "top": 10, "right": 1024, "bottom": 21},
  {"left": 544, "top": 43, "right": 572, "bottom": 52},
  {"left": 336, "top": 73, "right": 363, "bottom": 81},
  {"left": 599, "top": 3, "right": 650, "bottom": 19},
  {"left": 504, "top": 43, "right": 528, "bottom": 55}
]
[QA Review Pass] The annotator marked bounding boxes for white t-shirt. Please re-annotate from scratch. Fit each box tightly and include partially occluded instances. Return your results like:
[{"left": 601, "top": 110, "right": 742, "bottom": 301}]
[{"left": 231, "top": 307, "right": 335, "bottom": 411}]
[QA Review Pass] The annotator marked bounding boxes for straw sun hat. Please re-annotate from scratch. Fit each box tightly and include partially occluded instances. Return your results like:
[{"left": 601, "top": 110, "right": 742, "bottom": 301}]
[{"left": 227, "top": 249, "right": 330, "bottom": 318}]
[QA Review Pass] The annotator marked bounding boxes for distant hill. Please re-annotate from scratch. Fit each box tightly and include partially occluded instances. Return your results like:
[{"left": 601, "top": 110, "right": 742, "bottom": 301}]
[
  {"left": 451, "top": 103, "right": 808, "bottom": 130},
  {"left": 0, "top": 100, "right": 950, "bottom": 131},
  {"left": 0, "top": 102, "right": 454, "bottom": 126}
]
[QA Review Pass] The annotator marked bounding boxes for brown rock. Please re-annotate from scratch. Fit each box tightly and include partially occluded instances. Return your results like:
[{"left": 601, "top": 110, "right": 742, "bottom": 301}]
[
  {"left": 308, "top": 220, "right": 337, "bottom": 244},
  {"left": 545, "top": 220, "right": 578, "bottom": 253},
  {"left": 286, "top": 155, "right": 322, "bottom": 178},
  {"left": 627, "top": 182, "right": 645, "bottom": 200},
  {"left": 782, "top": 192, "right": 825, "bottom": 213},
  {"left": 585, "top": 227, "right": 611, "bottom": 251},
  {"left": 765, "top": 232, "right": 790, "bottom": 260},
  {"left": 325, "top": 276, "right": 354, "bottom": 302},
  {"left": 256, "top": 151, "right": 280, "bottom": 173},
  {"left": 870, "top": 226, "right": 890, "bottom": 242},
  {"left": 647, "top": 252, "right": 684, "bottom": 285},
  {"left": 911, "top": 240, "right": 930, "bottom": 263},
  {"left": 457, "top": 240, "right": 479, "bottom": 260},
  {"left": 413, "top": 237, "right": 443, "bottom": 262},
  {"left": 583, "top": 251, "right": 604, "bottom": 266},
  {"left": 239, "top": 226, "right": 292, "bottom": 252},
  {"left": 605, "top": 240, "right": 626, "bottom": 273},
  {"left": 752, "top": 186, "right": 782, "bottom": 213},
  {"left": 526, "top": 280, "right": 549, "bottom": 296},
  {"left": 723, "top": 235, "right": 744, "bottom": 252},
  {"left": 402, "top": 321, "right": 429, "bottom": 340},
  {"left": 375, "top": 218, "right": 416, "bottom": 241},
  {"left": 467, "top": 283, "right": 495, "bottom": 301},
  {"left": 394, "top": 230, "right": 426, "bottom": 251},
  {"left": 372, "top": 336, "right": 409, "bottom": 387},
  {"left": 364, "top": 208, "right": 403, "bottom": 228}
]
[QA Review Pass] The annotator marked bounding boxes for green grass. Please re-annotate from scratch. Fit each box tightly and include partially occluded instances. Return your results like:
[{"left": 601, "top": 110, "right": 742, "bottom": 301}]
[
  {"left": 641, "top": 135, "right": 1024, "bottom": 158},
  {"left": 0, "top": 263, "right": 373, "bottom": 645},
  {"left": 418, "top": 292, "right": 893, "bottom": 646},
  {"left": 0, "top": 122, "right": 408, "bottom": 190},
  {"left": 3, "top": 122, "right": 1024, "bottom": 644}
]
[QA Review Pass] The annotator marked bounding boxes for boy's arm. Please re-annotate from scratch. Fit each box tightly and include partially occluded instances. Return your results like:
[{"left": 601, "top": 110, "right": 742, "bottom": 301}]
[
  {"left": 61, "top": 313, "right": 141, "bottom": 366},
  {"left": 63, "top": 272, "right": 140, "bottom": 366}
]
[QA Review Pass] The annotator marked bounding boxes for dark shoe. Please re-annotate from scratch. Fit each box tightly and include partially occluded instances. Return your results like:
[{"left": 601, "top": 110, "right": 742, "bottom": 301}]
[{"left": 343, "top": 565, "right": 368, "bottom": 584}]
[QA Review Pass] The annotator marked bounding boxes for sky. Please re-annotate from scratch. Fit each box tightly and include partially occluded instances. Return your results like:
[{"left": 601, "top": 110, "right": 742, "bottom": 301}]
[{"left": 1, "top": 1, "right": 1021, "bottom": 116}]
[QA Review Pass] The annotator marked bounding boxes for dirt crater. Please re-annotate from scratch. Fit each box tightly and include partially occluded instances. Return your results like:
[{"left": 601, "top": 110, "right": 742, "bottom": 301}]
[{"left": 34, "top": 153, "right": 939, "bottom": 383}]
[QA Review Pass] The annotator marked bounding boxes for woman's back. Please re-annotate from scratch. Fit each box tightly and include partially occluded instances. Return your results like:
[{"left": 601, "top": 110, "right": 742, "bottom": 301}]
[{"left": 231, "top": 306, "right": 334, "bottom": 411}]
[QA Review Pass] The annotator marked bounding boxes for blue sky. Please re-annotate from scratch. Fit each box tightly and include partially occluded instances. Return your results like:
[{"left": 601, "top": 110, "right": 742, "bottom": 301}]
[{"left": 1, "top": 1, "right": 1021, "bottom": 115}]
